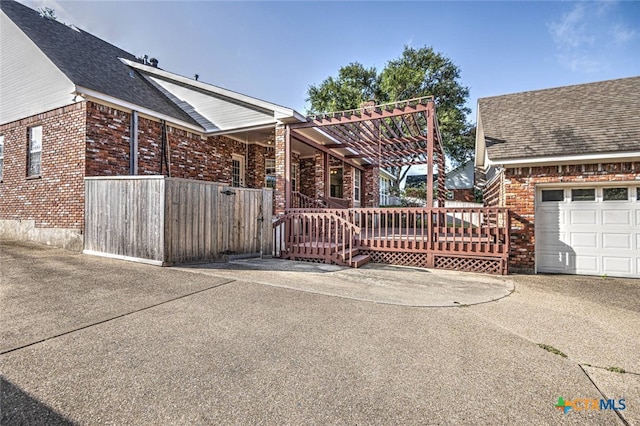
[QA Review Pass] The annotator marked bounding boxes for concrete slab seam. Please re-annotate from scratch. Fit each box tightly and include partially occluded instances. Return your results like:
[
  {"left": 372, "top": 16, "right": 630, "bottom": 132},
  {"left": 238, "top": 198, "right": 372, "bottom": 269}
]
[
  {"left": 578, "top": 364, "right": 631, "bottom": 426},
  {"left": 218, "top": 277, "right": 515, "bottom": 308},
  {"left": 0, "top": 279, "right": 237, "bottom": 356}
]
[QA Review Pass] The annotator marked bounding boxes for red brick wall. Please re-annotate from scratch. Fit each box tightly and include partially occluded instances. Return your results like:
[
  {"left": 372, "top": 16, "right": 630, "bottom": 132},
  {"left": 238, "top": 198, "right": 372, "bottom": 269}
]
[
  {"left": 300, "top": 157, "right": 315, "bottom": 198},
  {"left": 86, "top": 102, "right": 130, "bottom": 176},
  {"left": 500, "top": 162, "right": 640, "bottom": 272},
  {"left": 247, "top": 144, "right": 274, "bottom": 189},
  {"left": 364, "top": 166, "right": 380, "bottom": 207},
  {"left": 85, "top": 102, "right": 251, "bottom": 184},
  {"left": 0, "top": 102, "right": 86, "bottom": 229},
  {"left": 450, "top": 189, "right": 475, "bottom": 202},
  {"left": 314, "top": 152, "right": 325, "bottom": 199},
  {"left": 274, "top": 125, "right": 286, "bottom": 213}
]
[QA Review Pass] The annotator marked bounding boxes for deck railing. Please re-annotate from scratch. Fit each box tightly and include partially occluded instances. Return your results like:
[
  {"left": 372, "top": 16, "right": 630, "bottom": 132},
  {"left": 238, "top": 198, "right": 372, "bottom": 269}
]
[
  {"left": 291, "top": 191, "right": 326, "bottom": 209},
  {"left": 285, "top": 207, "right": 510, "bottom": 257},
  {"left": 273, "top": 211, "right": 361, "bottom": 264}
]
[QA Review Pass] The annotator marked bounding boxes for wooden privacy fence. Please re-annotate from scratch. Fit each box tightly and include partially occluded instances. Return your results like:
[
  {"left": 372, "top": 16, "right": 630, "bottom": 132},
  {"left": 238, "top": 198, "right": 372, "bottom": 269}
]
[
  {"left": 276, "top": 207, "right": 510, "bottom": 274},
  {"left": 84, "top": 176, "right": 272, "bottom": 265}
]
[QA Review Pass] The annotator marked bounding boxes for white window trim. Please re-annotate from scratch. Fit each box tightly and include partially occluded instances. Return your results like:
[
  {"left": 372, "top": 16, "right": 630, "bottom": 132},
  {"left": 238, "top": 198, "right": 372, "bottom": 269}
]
[
  {"left": 0, "top": 135, "right": 4, "bottom": 181},
  {"left": 28, "top": 126, "right": 43, "bottom": 177},
  {"left": 291, "top": 163, "right": 298, "bottom": 192},
  {"left": 231, "top": 153, "right": 245, "bottom": 187},
  {"left": 354, "top": 169, "right": 362, "bottom": 202},
  {"left": 265, "top": 158, "right": 276, "bottom": 189}
]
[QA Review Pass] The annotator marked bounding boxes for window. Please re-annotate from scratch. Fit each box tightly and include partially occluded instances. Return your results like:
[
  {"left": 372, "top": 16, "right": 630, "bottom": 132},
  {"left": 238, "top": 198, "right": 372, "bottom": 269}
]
[
  {"left": 291, "top": 164, "right": 298, "bottom": 192},
  {"left": 637, "top": 188, "right": 640, "bottom": 201},
  {"left": 0, "top": 135, "right": 4, "bottom": 181},
  {"left": 603, "top": 187, "right": 628, "bottom": 201},
  {"left": 354, "top": 169, "right": 361, "bottom": 202},
  {"left": 265, "top": 158, "right": 276, "bottom": 189},
  {"left": 541, "top": 189, "right": 563, "bottom": 202},
  {"left": 379, "top": 177, "right": 389, "bottom": 205},
  {"left": 571, "top": 188, "right": 595, "bottom": 201},
  {"left": 330, "top": 167, "right": 343, "bottom": 198},
  {"left": 231, "top": 154, "right": 244, "bottom": 187},
  {"left": 28, "top": 126, "right": 42, "bottom": 176}
]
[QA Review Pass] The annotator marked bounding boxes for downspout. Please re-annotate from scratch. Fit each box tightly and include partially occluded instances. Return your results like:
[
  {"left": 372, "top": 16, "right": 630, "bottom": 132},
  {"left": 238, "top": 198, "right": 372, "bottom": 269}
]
[
  {"left": 130, "top": 111, "right": 138, "bottom": 175},
  {"left": 160, "top": 120, "right": 169, "bottom": 176}
]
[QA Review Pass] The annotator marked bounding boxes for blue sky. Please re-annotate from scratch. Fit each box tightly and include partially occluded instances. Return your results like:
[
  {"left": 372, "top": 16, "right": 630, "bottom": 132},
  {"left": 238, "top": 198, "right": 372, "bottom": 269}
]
[{"left": 22, "top": 0, "right": 640, "bottom": 120}]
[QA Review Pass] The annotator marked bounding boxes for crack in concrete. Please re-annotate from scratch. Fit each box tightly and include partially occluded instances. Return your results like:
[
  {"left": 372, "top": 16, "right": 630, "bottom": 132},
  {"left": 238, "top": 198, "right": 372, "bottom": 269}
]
[
  {"left": 580, "top": 364, "right": 640, "bottom": 376},
  {"left": 578, "top": 364, "right": 631, "bottom": 426},
  {"left": 0, "top": 279, "right": 236, "bottom": 356}
]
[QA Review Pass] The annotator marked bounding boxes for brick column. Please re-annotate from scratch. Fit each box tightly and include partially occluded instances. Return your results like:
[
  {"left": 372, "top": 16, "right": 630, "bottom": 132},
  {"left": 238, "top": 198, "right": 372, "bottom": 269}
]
[
  {"left": 274, "top": 124, "right": 286, "bottom": 214},
  {"left": 364, "top": 166, "right": 380, "bottom": 207},
  {"left": 314, "top": 152, "right": 325, "bottom": 199}
]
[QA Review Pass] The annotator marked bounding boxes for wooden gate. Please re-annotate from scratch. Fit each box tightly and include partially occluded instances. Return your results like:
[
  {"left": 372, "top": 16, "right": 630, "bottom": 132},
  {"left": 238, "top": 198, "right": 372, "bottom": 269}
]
[{"left": 85, "top": 176, "right": 272, "bottom": 265}]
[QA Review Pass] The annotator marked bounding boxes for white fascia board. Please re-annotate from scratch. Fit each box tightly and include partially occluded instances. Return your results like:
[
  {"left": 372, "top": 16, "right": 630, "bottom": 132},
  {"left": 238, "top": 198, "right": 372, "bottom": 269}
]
[
  {"left": 474, "top": 107, "right": 486, "bottom": 168},
  {"left": 276, "top": 110, "right": 307, "bottom": 123},
  {"left": 488, "top": 150, "right": 640, "bottom": 167},
  {"left": 75, "top": 86, "right": 204, "bottom": 133},
  {"left": 379, "top": 168, "right": 396, "bottom": 181},
  {"left": 120, "top": 58, "right": 304, "bottom": 123},
  {"left": 205, "top": 123, "right": 275, "bottom": 137}
]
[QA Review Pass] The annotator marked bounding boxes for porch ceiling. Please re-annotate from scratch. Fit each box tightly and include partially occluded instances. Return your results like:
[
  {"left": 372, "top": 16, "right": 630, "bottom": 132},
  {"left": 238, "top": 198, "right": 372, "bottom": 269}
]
[{"left": 290, "top": 97, "right": 444, "bottom": 168}]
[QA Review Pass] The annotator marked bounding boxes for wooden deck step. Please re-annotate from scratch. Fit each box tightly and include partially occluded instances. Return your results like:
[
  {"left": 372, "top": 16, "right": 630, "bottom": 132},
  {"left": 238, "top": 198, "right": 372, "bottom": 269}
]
[
  {"left": 350, "top": 254, "right": 370, "bottom": 268},
  {"left": 335, "top": 247, "right": 360, "bottom": 262}
]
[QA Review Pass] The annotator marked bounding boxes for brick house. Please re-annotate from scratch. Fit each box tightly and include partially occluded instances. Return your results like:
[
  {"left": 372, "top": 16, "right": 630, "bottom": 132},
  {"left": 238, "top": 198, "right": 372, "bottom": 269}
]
[
  {"left": 475, "top": 77, "right": 640, "bottom": 278},
  {"left": 1, "top": 1, "right": 386, "bottom": 251}
]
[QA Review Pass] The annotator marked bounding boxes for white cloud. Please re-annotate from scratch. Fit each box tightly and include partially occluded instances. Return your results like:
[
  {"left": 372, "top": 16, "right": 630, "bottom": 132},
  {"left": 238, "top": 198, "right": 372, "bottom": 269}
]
[
  {"left": 612, "top": 23, "right": 637, "bottom": 44},
  {"left": 548, "top": 3, "right": 594, "bottom": 49},
  {"left": 547, "top": 1, "right": 638, "bottom": 73}
]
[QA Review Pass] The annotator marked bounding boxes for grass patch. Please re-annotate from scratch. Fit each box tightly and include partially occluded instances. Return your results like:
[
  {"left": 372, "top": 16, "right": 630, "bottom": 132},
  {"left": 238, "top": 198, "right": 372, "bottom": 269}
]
[
  {"left": 538, "top": 344, "right": 567, "bottom": 358},
  {"left": 606, "top": 366, "right": 626, "bottom": 374}
]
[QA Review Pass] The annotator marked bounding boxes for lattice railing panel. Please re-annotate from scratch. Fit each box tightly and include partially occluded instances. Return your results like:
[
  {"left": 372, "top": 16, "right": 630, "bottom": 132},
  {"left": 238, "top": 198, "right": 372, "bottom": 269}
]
[
  {"left": 361, "top": 250, "right": 429, "bottom": 268},
  {"left": 360, "top": 250, "right": 504, "bottom": 275},
  {"left": 434, "top": 256, "right": 502, "bottom": 275},
  {"left": 293, "top": 257, "right": 327, "bottom": 264}
]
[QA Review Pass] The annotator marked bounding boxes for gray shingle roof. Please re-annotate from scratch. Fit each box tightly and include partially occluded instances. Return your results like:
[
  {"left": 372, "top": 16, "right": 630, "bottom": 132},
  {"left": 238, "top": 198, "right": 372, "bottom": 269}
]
[
  {"left": 1, "top": 0, "right": 198, "bottom": 126},
  {"left": 479, "top": 76, "right": 640, "bottom": 160}
]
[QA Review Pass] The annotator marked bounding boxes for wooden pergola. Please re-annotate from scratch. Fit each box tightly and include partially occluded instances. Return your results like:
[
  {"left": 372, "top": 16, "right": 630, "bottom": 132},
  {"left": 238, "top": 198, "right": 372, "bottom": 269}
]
[{"left": 284, "top": 96, "right": 446, "bottom": 208}]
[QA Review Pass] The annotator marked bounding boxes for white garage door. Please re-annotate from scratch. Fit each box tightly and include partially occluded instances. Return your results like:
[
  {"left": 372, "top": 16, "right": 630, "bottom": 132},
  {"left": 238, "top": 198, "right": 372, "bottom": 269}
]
[{"left": 536, "top": 185, "right": 640, "bottom": 278}]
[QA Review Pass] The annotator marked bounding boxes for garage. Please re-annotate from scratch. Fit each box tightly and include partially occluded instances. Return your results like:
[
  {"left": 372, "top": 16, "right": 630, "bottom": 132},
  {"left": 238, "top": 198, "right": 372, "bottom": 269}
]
[{"left": 536, "top": 185, "right": 640, "bottom": 278}]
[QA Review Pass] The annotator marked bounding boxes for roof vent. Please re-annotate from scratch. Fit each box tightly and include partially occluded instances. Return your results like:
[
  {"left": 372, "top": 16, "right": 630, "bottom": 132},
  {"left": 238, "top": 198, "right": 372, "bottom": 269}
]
[{"left": 149, "top": 58, "right": 159, "bottom": 68}]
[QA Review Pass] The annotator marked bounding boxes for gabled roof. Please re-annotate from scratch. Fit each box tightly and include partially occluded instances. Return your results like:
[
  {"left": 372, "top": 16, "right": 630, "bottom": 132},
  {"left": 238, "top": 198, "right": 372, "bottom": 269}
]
[
  {"left": 445, "top": 160, "right": 473, "bottom": 190},
  {"left": 0, "top": 0, "right": 197, "bottom": 126},
  {"left": 476, "top": 77, "right": 640, "bottom": 165},
  {"left": 122, "top": 59, "right": 305, "bottom": 133}
]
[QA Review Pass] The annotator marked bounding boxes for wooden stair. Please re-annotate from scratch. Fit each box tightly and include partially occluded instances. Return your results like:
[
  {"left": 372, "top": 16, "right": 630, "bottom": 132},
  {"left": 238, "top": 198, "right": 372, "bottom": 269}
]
[{"left": 333, "top": 246, "right": 371, "bottom": 268}]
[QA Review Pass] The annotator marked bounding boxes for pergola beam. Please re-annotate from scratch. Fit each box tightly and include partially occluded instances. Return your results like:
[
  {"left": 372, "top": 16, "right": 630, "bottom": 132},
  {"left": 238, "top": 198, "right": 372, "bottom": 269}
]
[{"left": 286, "top": 97, "right": 444, "bottom": 208}]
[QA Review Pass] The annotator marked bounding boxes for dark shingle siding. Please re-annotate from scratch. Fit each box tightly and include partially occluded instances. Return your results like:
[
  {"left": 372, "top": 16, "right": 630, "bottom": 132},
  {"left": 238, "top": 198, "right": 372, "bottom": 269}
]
[
  {"left": 479, "top": 77, "right": 640, "bottom": 160},
  {"left": 1, "top": 0, "right": 198, "bottom": 126}
]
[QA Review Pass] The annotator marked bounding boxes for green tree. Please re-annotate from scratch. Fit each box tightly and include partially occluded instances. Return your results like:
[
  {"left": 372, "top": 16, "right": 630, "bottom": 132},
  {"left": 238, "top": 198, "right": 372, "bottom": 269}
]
[
  {"left": 38, "top": 7, "right": 57, "bottom": 20},
  {"left": 307, "top": 46, "right": 475, "bottom": 188},
  {"left": 307, "top": 63, "right": 380, "bottom": 114}
]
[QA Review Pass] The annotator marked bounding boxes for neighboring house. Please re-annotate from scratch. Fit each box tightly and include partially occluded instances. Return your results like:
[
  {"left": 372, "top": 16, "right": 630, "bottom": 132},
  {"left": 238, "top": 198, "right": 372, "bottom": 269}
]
[
  {"left": 475, "top": 77, "right": 640, "bottom": 278},
  {"left": 445, "top": 160, "right": 474, "bottom": 202},
  {"left": 0, "top": 1, "right": 389, "bottom": 250},
  {"left": 404, "top": 160, "right": 474, "bottom": 202},
  {"left": 378, "top": 169, "right": 396, "bottom": 206}
]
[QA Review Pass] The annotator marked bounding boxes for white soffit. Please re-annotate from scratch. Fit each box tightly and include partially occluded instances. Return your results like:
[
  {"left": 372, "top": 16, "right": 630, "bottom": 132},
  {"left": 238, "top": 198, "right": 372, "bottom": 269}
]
[{"left": 146, "top": 76, "right": 276, "bottom": 132}]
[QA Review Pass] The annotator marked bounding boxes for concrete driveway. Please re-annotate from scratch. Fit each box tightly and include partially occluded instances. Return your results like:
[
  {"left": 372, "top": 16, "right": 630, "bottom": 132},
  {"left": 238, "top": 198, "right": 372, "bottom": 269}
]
[{"left": 1, "top": 240, "right": 638, "bottom": 425}]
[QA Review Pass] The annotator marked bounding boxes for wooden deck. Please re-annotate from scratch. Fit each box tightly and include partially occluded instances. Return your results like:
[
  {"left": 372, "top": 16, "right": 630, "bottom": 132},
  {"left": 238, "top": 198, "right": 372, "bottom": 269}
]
[{"left": 274, "top": 207, "right": 510, "bottom": 274}]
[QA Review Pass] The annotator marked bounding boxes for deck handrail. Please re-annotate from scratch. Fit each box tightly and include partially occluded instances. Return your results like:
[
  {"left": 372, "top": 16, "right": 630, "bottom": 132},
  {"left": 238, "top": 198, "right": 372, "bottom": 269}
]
[
  {"left": 291, "top": 191, "right": 327, "bottom": 209},
  {"left": 273, "top": 210, "right": 361, "bottom": 264},
  {"left": 287, "top": 206, "right": 509, "bottom": 256},
  {"left": 276, "top": 206, "right": 510, "bottom": 273}
]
